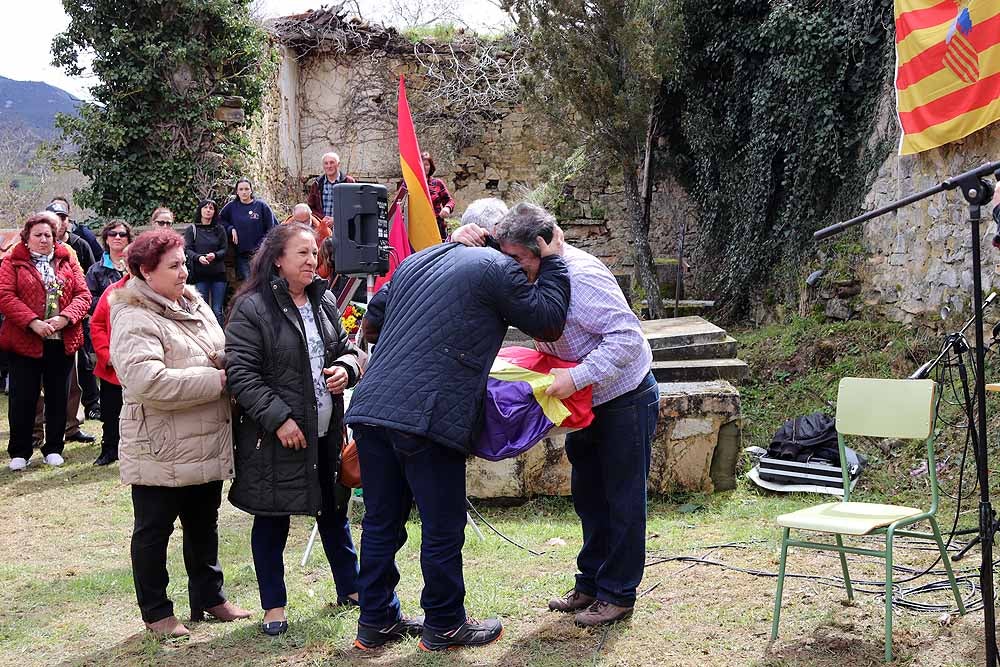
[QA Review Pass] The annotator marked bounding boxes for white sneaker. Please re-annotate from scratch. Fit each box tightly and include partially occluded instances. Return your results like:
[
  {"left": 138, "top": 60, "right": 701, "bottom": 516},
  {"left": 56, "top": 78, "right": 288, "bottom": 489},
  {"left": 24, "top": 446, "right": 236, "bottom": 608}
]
[
  {"left": 44, "top": 453, "right": 64, "bottom": 467},
  {"left": 8, "top": 457, "right": 27, "bottom": 471}
]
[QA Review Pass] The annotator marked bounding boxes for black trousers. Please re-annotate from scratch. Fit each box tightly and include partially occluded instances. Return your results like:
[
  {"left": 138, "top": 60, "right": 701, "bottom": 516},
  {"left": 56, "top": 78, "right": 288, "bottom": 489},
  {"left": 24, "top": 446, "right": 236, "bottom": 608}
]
[
  {"left": 78, "top": 320, "right": 100, "bottom": 411},
  {"left": 7, "top": 342, "right": 73, "bottom": 459},
  {"left": 99, "top": 380, "right": 122, "bottom": 457},
  {"left": 130, "top": 481, "right": 227, "bottom": 623}
]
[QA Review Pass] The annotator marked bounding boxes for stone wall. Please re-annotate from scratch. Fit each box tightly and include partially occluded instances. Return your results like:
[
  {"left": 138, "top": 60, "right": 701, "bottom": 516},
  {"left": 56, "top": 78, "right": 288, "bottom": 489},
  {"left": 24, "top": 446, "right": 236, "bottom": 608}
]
[
  {"left": 858, "top": 120, "right": 1000, "bottom": 323},
  {"left": 466, "top": 380, "right": 742, "bottom": 498},
  {"left": 252, "top": 27, "right": 700, "bottom": 290}
]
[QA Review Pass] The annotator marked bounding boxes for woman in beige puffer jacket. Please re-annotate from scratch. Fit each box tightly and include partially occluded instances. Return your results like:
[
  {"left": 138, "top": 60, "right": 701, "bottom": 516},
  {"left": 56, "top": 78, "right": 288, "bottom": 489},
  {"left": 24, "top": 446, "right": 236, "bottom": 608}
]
[{"left": 109, "top": 229, "right": 250, "bottom": 638}]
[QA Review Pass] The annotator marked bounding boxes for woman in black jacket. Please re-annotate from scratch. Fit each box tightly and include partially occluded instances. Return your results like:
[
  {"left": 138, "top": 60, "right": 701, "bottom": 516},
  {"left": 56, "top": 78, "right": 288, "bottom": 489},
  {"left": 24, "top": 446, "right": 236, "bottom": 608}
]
[
  {"left": 225, "top": 223, "right": 362, "bottom": 636},
  {"left": 184, "top": 199, "right": 229, "bottom": 324}
]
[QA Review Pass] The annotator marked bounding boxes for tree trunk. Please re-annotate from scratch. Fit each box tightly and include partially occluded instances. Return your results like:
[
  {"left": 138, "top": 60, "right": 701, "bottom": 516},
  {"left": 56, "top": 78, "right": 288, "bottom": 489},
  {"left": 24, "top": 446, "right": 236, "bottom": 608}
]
[{"left": 623, "top": 157, "right": 662, "bottom": 320}]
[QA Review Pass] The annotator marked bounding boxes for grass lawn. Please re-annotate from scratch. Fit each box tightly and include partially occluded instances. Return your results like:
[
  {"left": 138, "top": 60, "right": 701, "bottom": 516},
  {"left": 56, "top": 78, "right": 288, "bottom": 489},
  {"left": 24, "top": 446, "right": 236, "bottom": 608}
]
[
  {"left": 1, "top": 314, "right": 996, "bottom": 666},
  {"left": 0, "top": 440, "right": 989, "bottom": 666}
]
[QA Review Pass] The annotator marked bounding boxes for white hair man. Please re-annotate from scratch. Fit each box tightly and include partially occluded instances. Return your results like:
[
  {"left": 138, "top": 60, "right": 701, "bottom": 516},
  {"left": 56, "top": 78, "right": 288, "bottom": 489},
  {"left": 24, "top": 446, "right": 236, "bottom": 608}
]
[
  {"left": 308, "top": 152, "right": 356, "bottom": 229},
  {"left": 281, "top": 202, "right": 331, "bottom": 243}
]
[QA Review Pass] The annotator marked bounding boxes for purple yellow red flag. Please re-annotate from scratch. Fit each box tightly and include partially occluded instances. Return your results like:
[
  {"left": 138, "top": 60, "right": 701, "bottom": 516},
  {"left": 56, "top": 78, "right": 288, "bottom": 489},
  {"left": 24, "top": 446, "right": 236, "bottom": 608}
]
[
  {"left": 397, "top": 76, "right": 440, "bottom": 251},
  {"left": 895, "top": 0, "right": 1000, "bottom": 154}
]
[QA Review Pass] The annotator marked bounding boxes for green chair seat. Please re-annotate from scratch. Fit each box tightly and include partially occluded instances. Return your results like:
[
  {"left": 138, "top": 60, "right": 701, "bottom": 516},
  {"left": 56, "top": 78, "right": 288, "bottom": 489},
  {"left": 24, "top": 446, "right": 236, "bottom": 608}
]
[{"left": 777, "top": 501, "right": 923, "bottom": 535}]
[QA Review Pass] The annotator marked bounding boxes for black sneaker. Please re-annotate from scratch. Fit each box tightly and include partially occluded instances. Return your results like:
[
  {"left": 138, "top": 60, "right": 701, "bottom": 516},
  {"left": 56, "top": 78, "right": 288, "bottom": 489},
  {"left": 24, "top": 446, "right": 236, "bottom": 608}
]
[
  {"left": 354, "top": 616, "right": 423, "bottom": 650},
  {"left": 418, "top": 617, "right": 504, "bottom": 652}
]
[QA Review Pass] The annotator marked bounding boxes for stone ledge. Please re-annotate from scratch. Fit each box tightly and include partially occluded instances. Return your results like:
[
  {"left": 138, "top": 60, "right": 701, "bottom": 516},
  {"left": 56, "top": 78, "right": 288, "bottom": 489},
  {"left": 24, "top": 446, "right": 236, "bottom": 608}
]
[{"left": 466, "top": 380, "right": 741, "bottom": 498}]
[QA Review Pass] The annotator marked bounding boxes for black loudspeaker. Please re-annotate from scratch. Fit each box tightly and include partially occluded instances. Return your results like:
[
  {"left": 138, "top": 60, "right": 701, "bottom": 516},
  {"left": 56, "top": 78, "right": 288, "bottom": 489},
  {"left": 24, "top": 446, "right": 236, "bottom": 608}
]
[{"left": 333, "top": 183, "right": 390, "bottom": 275}]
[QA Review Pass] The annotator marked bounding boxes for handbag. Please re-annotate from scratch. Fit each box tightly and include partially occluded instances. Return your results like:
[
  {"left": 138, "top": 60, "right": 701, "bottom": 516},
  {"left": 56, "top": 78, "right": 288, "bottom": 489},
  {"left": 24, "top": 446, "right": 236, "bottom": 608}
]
[{"left": 339, "top": 433, "right": 361, "bottom": 488}]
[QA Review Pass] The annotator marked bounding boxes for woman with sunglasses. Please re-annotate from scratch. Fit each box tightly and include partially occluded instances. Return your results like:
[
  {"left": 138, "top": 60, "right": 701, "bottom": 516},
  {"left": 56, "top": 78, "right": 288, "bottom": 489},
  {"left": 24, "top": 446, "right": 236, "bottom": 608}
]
[
  {"left": 85, "top": 219, "right": 133, "bottom": 466},
  {"left": 150, "top": 207, "right": 174, "bottom": 228}
]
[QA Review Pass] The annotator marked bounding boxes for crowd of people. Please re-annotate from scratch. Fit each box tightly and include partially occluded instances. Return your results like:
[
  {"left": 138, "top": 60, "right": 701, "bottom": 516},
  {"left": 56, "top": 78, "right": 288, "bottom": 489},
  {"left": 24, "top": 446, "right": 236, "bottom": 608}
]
[{"left": 0, "top": 148, "right": 656, "bottom": 652}]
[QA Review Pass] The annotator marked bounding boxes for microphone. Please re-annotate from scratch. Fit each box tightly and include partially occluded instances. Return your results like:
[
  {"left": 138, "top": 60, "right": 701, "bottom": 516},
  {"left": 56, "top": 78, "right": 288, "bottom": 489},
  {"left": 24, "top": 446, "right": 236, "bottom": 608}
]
[
  {"left": 909, "top": 359, "right": 936, "bottom": 380},
  {"left": 910, "top": 292, "right": 997, "bottom": 379}
]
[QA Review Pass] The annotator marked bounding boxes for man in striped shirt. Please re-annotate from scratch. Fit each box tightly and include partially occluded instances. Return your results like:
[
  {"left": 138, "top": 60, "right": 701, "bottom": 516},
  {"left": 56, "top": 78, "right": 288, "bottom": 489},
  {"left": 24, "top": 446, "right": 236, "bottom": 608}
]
[{"left": 454, "top": 202, "right": 658, "bottom": 627}]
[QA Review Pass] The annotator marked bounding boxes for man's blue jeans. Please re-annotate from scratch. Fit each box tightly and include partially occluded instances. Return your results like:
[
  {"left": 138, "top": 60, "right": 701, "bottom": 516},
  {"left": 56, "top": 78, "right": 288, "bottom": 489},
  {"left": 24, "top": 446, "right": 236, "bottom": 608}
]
[
  {"left": 194, "top": 280, "right": 226, "bottom": 325},
  {"left": 565, "top": 371, "right": 659, "bottom": 607},
  {"left": 352, "top": 425, "right": 468, "bottom": 630}
]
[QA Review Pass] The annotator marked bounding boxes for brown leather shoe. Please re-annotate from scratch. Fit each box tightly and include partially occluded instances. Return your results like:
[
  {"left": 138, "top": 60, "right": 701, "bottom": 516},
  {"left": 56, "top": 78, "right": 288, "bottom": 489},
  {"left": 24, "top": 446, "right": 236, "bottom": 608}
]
[
  {"left": 193, "top": 600, "right": 253, "bottom": 622},
  {"left": 548, "top": 589, "right": 596, "bottom": 613},
  {"left": 145, "top": 616, "right": 191, "bottom": 638},
  {"left": 574, "top": 600, "right": 634, "bottom": 627}
]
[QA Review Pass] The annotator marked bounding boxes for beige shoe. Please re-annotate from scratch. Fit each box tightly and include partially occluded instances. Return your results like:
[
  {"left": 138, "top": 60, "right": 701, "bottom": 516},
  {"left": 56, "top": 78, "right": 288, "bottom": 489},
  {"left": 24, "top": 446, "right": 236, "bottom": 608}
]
[
  {"left": 574, "top": 600, "right": 633, "bottom": 627},
  {"left": 193, "top": 600, "right": 253, "bottom": 622},
  {"left": 145, "top": 615, "right": 191, "bottom": 638}
]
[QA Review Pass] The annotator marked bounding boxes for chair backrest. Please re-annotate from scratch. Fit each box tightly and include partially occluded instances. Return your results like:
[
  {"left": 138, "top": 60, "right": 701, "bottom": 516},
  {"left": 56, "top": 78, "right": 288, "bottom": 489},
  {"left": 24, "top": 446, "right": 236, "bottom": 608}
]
[{"left": 836, "top": 378, "right": 936, "bottom": 439}]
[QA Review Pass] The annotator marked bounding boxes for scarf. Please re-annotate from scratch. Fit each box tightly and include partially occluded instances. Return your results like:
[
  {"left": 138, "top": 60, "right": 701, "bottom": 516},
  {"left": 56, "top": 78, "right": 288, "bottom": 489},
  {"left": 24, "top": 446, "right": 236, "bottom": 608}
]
[{"left": 30, "top": 250, "right": 57, "bottom": 287}]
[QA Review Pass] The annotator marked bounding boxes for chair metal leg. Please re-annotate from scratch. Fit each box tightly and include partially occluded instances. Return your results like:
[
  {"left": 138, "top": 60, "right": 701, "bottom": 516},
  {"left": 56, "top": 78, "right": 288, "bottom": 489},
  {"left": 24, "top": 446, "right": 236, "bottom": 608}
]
[
  {"left": 771, "top": 527, "right": 790, "bottom": 641},
  {"left": 884, "top": 530, "right": 895, "bottom": 662},
  {"left": 929, "top": 516, "right": 966, "bottom": 615},
  {"left": 835, "top": 534, "right": 854, "bottom": 601}
]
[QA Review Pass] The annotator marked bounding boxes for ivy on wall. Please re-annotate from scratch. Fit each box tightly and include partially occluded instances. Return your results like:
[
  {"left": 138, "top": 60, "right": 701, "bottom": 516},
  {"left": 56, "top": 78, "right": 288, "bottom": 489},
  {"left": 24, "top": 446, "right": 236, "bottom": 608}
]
[
  {"left": 49, "top": 0, "right": 276, "bottom": 223},
  {"left": 669, "top": 0, "right": 895, "bottom": 317}
]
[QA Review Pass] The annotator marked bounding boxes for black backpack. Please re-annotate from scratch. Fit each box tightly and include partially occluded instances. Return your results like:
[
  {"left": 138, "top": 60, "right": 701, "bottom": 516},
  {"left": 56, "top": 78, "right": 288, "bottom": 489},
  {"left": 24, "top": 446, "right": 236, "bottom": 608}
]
[{"left": 767, "top": 412, "right": 839, "bottom": 463}]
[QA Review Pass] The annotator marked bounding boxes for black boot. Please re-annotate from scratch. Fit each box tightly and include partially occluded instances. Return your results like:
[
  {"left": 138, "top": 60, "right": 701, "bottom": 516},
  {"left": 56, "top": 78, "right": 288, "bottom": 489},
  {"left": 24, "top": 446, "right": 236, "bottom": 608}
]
[{"left": 93, "top": 448, "right": 118, "bottom": 466}]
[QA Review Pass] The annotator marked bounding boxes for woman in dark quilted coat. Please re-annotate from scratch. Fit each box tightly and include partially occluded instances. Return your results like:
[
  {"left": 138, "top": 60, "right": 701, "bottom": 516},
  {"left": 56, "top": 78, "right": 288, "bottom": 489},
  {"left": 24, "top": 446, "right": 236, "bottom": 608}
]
[
  {"left": 225, "top": 222, "right": 363, "bottom": 637},
  {"left": 0, "top": 212, "right": 91, "bottom": 471}
]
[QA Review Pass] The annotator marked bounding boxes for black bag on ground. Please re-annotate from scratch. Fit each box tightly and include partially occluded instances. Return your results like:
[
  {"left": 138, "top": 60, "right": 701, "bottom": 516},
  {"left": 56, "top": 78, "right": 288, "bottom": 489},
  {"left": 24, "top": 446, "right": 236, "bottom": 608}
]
[
  {"left": 758, "top": 412, "right": 866, "bottom": 490},
  {"left": 767, "top": 412, "right": 839, "bottom": 462}
]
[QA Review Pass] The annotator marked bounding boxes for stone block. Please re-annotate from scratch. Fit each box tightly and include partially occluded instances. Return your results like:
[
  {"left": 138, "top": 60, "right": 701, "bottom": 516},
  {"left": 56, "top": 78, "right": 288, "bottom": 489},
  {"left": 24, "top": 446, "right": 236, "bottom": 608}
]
[
  {"left": 465, "top": 380, "right": 742, "bottom": 498},
  {"left": 215, "top": 106, "right": 246, "bottom": 124}
]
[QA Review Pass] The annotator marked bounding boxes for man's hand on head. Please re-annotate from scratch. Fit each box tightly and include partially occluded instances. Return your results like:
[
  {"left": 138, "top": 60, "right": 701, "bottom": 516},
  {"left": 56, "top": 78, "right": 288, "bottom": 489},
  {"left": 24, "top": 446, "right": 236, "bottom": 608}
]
[
  {"left": 451, "top": 223, "right": 488, "bottom": 247},
  {"left": 538, "top": 225, "right": 564, "bottom": 258}
]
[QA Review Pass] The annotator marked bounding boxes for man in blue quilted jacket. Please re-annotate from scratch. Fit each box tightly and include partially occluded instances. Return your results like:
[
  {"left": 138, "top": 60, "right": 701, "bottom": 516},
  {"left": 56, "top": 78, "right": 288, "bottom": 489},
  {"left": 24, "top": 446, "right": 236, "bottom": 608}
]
[{"left": 345, "top": 207, "right": 571, "bottom": 652}]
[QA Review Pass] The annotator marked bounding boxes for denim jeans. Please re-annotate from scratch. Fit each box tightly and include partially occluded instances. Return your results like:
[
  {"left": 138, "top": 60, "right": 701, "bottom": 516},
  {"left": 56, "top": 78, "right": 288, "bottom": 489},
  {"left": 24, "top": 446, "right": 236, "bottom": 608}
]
[
  {"left": 194, "top": 280, "right": 227, "bottom": 325},
  {"left": 565, "top": 371, "right": 659, "bottom": 607},
  {"left": 235, "top": 254, "right": 253, "bottom": 282},
  {"left": 352, "top": 425, "right": 468, "bottom": 630},
  {"left": 251, "top": 509, "right": 359, "bottom": 610}
]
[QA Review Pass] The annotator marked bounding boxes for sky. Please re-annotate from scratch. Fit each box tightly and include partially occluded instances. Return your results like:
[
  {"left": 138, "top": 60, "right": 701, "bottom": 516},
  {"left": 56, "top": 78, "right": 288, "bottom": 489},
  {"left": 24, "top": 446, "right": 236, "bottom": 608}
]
[{"left": 0, "top": 1, "right": 510, "bottom": 102}]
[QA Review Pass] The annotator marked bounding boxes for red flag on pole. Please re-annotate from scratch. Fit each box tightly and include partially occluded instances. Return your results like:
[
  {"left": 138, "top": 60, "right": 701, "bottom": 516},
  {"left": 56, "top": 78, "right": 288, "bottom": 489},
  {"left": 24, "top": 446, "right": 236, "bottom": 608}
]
[
  {"left": 372, "top": 205, "right": 412, "bottom": 293},
  {"left": 397, "top": 76, "right": 441, "bottom": 251}
]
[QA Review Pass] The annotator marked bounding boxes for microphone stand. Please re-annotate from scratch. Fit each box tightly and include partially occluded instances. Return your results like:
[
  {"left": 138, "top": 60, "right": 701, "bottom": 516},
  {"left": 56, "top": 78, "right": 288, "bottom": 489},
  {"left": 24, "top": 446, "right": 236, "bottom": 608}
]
[{"left": 815, "top": 161, "right": 1000, "bottom": 667}]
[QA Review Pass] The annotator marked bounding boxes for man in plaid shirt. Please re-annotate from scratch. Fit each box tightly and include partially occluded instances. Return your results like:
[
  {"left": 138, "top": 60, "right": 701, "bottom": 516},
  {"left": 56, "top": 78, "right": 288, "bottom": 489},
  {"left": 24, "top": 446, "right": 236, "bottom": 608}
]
[{"left": 454, "top": 202, "right": 657, "bottom": 627}]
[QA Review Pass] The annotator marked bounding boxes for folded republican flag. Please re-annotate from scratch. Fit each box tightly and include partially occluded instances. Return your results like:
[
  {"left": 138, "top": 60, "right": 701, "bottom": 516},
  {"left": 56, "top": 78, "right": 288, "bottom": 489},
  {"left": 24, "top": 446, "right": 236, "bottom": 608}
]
[{"left": 474, "top": 346, "right": 594, "bottom": 461}]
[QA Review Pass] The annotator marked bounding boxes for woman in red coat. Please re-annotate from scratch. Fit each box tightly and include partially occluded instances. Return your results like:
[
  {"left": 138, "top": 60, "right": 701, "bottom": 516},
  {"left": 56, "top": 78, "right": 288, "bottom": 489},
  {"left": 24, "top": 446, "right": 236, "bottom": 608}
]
[{"left": 0, "top": 212, "right": 92, "bottom": 470}]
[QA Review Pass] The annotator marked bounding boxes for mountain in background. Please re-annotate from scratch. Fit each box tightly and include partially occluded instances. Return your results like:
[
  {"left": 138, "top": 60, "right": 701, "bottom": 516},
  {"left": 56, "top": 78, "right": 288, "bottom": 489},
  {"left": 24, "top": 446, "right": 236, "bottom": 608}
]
[{"left": 0, "top": 75, "right": 80, "bottom": 140}]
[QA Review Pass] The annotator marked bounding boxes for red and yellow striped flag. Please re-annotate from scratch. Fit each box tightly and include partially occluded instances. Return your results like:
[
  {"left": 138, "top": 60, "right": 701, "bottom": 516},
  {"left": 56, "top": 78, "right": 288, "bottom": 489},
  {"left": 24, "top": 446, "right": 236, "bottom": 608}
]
[
  {"left": 895, "top": 0, "right": 1000, "bottom": 154},
  {"left": 397, "top": 76, "right": 440, "bottom": 251}
]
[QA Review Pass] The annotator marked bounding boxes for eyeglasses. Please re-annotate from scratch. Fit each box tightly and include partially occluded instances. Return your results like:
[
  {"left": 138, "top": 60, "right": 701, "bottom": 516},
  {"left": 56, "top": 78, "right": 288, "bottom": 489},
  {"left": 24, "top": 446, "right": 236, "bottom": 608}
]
[
  {"left": 107, "top": 231, "right": 130, "bottom": 238},
  {"left": 153, "top": 220, "right": 172, "bottom": 226}
]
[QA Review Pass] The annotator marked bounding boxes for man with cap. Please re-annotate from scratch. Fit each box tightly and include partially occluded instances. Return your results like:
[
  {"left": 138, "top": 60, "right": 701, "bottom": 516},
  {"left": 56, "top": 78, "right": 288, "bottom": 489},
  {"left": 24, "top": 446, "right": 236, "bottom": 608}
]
[{"left": 50, "top": 196, "right": 102, "bottom": 261}]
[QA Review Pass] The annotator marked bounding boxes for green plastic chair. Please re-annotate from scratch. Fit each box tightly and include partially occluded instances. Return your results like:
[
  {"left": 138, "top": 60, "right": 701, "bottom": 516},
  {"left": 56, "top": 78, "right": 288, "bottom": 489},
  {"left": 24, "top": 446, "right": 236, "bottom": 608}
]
[{"left": 770, "top": 377, "right": 966, "bottom": 662}]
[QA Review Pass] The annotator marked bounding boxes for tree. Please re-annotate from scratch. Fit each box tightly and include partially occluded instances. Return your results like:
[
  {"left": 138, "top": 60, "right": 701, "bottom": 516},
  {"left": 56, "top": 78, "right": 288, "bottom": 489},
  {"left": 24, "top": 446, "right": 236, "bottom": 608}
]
[
  {"left": 50, "top": 0, "right": 274, "bottom": 222},
  {"left": 0, "top": 124, "right": 89, "bottom": 223},
  {"left": 506, "top": 0, "right": 680, "bottom": 318}
]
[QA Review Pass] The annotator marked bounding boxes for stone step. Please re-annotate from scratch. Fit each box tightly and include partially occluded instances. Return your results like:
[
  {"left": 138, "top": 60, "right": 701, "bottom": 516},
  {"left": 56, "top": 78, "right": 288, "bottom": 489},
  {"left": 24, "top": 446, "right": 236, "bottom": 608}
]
[
  {"left": 652, "top": 358, "right": 749, "bottom": 384},
  {"left": 652, "top": 336, "right": 738, "bottom": 361},
  {"left": 506, "top": 316, "right": 730, "bottom": 352},
  {"left": 640, "top": 316, "right": 728, "bottom": 349}
]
